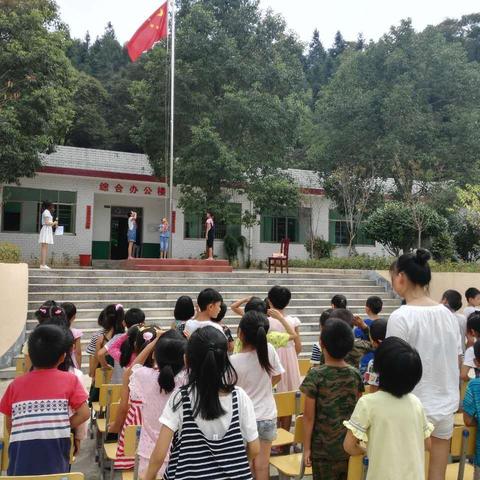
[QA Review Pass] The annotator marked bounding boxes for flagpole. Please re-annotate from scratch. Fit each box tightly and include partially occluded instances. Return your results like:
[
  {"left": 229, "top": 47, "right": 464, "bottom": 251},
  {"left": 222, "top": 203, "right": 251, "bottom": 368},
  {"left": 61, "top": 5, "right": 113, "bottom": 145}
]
[{"left": 168, "top": 0, "right": 175, "bottom": 259}]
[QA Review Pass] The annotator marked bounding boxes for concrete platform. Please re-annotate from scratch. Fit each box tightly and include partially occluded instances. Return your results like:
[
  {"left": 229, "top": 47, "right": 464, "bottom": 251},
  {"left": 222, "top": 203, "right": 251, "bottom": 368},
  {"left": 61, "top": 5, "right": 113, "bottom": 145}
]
[{"left": 120, "top": 258, "right": 233, "bottom": 272}]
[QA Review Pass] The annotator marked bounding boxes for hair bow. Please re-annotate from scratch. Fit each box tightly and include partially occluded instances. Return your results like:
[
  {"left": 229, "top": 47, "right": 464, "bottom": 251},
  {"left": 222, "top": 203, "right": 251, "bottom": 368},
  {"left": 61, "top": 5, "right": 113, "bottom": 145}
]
[
  {"left": 143, "top": 331, "right": 154, "bottom": 342},
  {"left": 115, "top": 304, "right": 123, "bottom": 311},
  {"left": 39, "top": 307, "right": 47, "bottom": 314}
]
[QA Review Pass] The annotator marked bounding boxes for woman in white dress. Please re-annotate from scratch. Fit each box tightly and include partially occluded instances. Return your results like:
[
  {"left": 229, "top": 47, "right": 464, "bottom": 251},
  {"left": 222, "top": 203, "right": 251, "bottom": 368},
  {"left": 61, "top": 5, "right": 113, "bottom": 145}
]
[
  {"left": 386, "top": 249, "right": 462, "bottom": 480},
  {"left": 38, "top": 201, "right": 57, "bottom": 270}
]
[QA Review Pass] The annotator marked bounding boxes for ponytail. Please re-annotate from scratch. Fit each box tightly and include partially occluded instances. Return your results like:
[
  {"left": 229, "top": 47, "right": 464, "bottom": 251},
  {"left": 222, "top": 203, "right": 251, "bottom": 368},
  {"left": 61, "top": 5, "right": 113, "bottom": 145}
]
[
  {"left": 120, "top": 325, "right": 139, "bottom": 367},
  {"left": 101, "top": 304, "right": 125, "bottom": 335},
  {"left": 239, "top": 310, "right": 273, "bottom": 374},
  {"left": 179, "top": 326, "right": 237, "bottom": 420},
  {"left": 155, "top": 329, "right": 187, "bottom": 393}
]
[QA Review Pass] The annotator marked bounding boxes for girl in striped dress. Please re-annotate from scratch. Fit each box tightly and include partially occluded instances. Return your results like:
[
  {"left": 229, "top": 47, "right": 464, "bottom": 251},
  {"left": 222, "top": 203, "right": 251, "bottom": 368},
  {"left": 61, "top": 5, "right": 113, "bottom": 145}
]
[
  {"left": 144, "top": 326, "right": 260, "bottom": 480},
  {"left": 108, "top": 326, "right": 159, "bottom": 470}
]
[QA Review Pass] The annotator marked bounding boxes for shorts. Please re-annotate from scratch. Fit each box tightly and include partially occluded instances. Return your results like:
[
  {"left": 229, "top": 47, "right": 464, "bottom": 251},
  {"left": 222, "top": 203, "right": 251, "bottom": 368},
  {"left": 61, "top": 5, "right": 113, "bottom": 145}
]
[
  {"left": 127, "top": 229, "right": 137, "bottom": 243},
  {"left": 160, "top": 235, "right": 169, "bottom": 252},
  {"left": 206, "top": 232, "right": 214, "bottom": 248},
  {"left": 257, "top": 419, "right": 277, "bottom": 442},
  {"left": 427, "top": 413, "right": 454, "bottom": 440}
]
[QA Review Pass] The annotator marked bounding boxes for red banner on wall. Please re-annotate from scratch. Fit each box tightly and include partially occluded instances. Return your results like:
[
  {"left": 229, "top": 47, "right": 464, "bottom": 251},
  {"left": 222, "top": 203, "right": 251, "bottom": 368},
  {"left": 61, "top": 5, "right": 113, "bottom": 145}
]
[
  {"left": 85, "top": 205, "right": 92, "bottom": 229},
  {"left": 171, "top": 211, "right": 176, "bottom": 234}
]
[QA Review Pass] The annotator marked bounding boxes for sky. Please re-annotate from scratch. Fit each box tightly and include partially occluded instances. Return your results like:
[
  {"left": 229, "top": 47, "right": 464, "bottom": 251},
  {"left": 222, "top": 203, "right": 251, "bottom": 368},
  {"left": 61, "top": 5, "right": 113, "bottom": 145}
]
[{"left": 56, "top": 0, "right": 480, "bottom": 48}]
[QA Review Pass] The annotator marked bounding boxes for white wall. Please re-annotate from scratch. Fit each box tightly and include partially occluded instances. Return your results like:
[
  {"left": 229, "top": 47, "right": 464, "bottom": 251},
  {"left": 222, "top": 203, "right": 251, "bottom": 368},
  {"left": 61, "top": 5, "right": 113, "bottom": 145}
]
[
  {"left": 0, "top": 173, "right": 389, "bottom": 262},
  {"left": 0, "top": 174, "right": 95, "bottom": 263},
  {"left": 93, "top": 192, "right": 168, "bottom": 244}
]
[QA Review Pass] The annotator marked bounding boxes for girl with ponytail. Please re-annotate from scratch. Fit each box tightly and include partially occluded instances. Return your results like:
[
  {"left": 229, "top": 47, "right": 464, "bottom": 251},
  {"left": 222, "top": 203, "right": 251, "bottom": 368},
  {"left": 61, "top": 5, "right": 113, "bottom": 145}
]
[
  {"left": 387, "top": 249, "right": 462, "bottom": 480},
  {"left": 230, "top": 311, "right": 285, "bottom": 480},
  {"left": 109, "top": 326, "right": 160, "bottom": 471},
  {"left": 127, "top": 329, "right": 187, "bottom": 478},
  {"left": 144, "top": 326, "right": 260, "bottom": 480}
]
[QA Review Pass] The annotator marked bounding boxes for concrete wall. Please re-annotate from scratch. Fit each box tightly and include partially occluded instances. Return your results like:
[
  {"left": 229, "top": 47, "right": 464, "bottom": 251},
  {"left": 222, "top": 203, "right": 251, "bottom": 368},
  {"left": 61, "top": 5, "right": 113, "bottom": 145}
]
[
  {"left": 0, "top": 263, "right": 28, "bottom": 368},
  {"left": 376, "top": 270, "right": 480, "bottom": 308}
]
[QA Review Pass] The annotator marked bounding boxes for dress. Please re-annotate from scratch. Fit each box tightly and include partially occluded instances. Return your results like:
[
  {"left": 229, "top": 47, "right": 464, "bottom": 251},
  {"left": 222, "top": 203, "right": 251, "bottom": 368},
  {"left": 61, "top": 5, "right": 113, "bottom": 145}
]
[
  {"left": 129, "top": 365, "right": 187, "bottom": 478},
  {"left": 38, "top": 209, "right": 54, "bottom": 244},
  {"left": 268, "top": 315, "right": 301, "bottom": 392},
  {"left": 114, "top": 398, "right": 142, "bottom": 470},
  {"left": 344, "top": 391, "right": 433, "bottom": 480}
]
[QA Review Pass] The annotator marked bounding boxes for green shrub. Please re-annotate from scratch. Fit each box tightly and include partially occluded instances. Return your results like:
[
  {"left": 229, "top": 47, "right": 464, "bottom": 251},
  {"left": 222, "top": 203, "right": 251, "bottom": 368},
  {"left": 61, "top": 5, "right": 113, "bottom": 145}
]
[
  {"left": 0, "top": 242, "right": 20, "bottom": 263},
  {"left": 289, "top": 255, "right": 393, "bottom": 270},
  {"left": 430, "top": 231, "right": 456, "bottom": 262},
  {"left": 288, "top": 255, "right": 480, "bottom": 272},
  {"left": 304, "top": 237, "right": 335, "bottom": 259}
]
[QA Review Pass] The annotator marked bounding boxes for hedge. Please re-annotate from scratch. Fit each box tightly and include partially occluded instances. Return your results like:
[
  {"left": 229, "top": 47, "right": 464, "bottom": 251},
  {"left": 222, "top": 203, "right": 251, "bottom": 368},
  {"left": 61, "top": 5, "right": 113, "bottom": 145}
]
[
  {"left": 289, "top": 256, "right": 480, "bottom": 272},
  {"left": 0, "top": 242, "right": 21, "bottom": 263}
]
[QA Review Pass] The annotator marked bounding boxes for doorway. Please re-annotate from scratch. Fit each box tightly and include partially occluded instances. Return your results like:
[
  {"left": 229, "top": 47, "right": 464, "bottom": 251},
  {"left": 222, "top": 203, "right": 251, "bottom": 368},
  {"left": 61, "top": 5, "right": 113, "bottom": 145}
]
[{"left": 110, "top": 207, "right": 143, "bottom": 260}]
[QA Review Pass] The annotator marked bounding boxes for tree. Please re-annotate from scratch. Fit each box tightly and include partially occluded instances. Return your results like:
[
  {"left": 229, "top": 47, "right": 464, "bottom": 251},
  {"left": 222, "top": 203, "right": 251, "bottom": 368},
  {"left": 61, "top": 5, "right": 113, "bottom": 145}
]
[
  {"left": 132, "top": 0, "right": 306, "bottom": 223},
  {"left": 365, "top": 201, "right": 447, "bottom": 256},
  {"left": 0, "top": 0, "right": 76, "bottom": 183},
  {"left": 305, "top": 29, "right": 328, "bottom": 102},
  {"left": 308, "top": 20, "right": 480, "bottom": 204},
  {"left": 324, "top": 166, "right": 382, "bottom": 255},
  {"left": 330, "top": 31, "right": 347, "bottom": 58},
  {"left": 65, "top": 72, "right": 110, "bottom": 148},
  {"left": 84, "top": 23, "right": 129, "bottom": 82}
]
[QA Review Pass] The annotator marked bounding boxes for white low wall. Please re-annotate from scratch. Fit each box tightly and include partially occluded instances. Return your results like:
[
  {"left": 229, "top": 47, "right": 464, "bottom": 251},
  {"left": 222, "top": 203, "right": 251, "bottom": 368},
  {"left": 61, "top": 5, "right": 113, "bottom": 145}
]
[{"left": 0, "top": 263, "right": 28, "bottom": 368}]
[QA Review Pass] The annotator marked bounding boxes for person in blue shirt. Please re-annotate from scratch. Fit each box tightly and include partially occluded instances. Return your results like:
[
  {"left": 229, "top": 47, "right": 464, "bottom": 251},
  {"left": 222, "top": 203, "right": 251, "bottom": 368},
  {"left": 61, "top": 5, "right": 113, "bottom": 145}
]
[
  {"left": 354, "top": 296, "right": 383, "bottom": 376},
  {"left": 463, "top": 339, "right": 480, "bottom": 479}
]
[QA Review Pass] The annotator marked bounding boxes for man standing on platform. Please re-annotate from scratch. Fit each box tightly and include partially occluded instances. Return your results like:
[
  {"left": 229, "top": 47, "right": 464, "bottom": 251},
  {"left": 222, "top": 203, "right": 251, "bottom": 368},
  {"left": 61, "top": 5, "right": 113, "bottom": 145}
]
[{"left": 205, "top": 211, "right": 215, "bottom": 260}]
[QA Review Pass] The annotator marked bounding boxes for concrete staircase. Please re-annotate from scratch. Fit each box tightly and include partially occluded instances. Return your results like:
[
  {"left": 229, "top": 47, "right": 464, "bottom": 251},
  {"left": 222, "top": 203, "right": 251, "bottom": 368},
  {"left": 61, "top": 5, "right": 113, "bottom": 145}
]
[{"left": 0, "top": 268, "right": 399, "bottom": 379}]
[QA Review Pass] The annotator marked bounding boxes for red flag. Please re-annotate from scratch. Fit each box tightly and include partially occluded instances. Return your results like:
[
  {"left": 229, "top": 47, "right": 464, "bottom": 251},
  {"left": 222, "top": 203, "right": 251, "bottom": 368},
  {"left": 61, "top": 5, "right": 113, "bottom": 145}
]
[{"left": 127, "top": 2, "right": 168, "bottom": 62}]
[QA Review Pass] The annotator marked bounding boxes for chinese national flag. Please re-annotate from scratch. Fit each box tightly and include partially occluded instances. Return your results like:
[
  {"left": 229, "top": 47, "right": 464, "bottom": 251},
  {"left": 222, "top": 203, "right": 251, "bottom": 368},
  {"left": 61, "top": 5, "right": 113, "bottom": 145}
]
[{"left": 127, "top": 2, "right": 168, "bottom": 62}]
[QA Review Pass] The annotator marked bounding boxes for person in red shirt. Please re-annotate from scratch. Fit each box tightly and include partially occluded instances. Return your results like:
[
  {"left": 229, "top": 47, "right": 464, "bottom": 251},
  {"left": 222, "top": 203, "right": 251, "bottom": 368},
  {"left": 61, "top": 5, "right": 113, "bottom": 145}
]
[{"left": 0, "top": 324, "right": 89, "bottom": 476}]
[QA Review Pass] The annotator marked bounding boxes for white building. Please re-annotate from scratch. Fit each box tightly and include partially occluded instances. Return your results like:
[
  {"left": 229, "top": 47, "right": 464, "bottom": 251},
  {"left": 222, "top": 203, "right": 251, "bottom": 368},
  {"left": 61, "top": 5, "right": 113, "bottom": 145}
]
[{"left": 0, "top": 146, "right": 388, "bottom": 264}]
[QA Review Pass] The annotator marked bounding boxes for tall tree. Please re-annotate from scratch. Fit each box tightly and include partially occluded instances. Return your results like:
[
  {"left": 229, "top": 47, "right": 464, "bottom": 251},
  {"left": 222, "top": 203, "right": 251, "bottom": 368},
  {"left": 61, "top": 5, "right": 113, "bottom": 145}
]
[
  {"left": 305, "top": 29, "right": 328, "bottom": 102},
  {"left": 309, "top": 19, "right": 480, "bottom": 204},
  {"left": 131, "top": 0, "right": 306, "bottom": 223},
  {"left": 0, "top": 0, "right": 76, "bottom": 183},
  {"left": 65, "top": 72, "right": 110, "bottom": 148}
]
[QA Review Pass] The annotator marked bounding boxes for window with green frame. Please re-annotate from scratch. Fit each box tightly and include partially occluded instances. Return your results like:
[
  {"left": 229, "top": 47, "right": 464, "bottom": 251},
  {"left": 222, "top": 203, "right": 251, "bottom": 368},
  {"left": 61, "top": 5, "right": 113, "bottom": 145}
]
[
  {"left": 184, "top": 204, "right": 242, "bottom": 239},
  {"left": 260, "top": 208, "right": 310, "bottom": 243},
  {"left": 328, "top": 210, "right": 375, "bottom": 246},
  {"left": 1, "top": 187, "right": 77, "bottom": 234}
]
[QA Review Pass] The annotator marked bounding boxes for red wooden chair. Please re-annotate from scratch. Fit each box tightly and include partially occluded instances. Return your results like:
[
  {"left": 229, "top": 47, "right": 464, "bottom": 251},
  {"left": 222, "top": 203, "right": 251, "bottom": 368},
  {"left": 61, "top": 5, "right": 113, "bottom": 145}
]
[{"left": 268, "top": 238, "right": 290, "bottom": 273}]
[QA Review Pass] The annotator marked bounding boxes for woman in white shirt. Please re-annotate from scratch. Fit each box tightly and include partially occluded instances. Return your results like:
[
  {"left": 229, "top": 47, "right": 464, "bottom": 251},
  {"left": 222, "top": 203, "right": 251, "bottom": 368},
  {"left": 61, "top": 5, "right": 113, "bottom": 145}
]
[
  {"left": 38, "top": 201, "right": 57, "bottom": 270},
  {"left": 386, "top": 249, "right": 462, "bottom": 480}
]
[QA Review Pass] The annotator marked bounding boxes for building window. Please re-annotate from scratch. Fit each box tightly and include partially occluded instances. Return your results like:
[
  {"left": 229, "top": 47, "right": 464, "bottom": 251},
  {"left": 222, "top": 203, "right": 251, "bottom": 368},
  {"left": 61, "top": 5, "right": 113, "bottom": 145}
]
[
  {"left": 1, "top": 187, "right": 77, "bottom": 234},
  {"left": 328, "top": 210, "right": 375, "bottom": 246},
  {"left": 184, "top": 204, "right": 242, "bottom": 240},
  {"left": 260, "top": 208, "right": 310, "bottom": 244}
]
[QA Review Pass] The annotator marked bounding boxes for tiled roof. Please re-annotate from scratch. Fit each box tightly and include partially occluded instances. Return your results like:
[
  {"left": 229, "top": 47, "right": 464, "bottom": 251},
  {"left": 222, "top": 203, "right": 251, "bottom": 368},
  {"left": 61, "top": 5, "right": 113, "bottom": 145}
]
[
  {"left": 285, "top": 168, "right": 323, "bottom": 189},
  {"left": 41, "top": 146, "right": 154, "bottom": 176}
]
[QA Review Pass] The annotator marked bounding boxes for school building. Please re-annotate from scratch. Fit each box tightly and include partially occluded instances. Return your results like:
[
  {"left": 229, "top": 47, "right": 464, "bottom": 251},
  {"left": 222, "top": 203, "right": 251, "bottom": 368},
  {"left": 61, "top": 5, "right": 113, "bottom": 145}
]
[{"left": 0, "top": 146, "right": 389, "bottom": 264}]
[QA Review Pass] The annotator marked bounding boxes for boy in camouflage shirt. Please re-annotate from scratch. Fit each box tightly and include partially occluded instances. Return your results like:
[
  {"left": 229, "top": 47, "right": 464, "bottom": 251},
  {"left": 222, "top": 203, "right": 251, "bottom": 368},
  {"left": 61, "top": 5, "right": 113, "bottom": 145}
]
[{"left": 301, "top": 319, "right": 364, "bottom": 480}]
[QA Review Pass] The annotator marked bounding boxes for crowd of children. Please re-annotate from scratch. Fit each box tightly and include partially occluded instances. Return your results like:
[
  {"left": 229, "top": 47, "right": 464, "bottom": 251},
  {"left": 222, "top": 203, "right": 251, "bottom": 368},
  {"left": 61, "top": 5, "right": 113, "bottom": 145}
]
[{"left": 3, "top": 249, "right": 480, "bottom": 480}]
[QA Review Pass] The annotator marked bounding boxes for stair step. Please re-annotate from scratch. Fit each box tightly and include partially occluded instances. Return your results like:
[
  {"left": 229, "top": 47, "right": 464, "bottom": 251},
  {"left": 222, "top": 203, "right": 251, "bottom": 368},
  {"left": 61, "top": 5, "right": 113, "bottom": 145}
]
[{"left": 0, "top": 268, "right": 398, "bottom": 379}]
